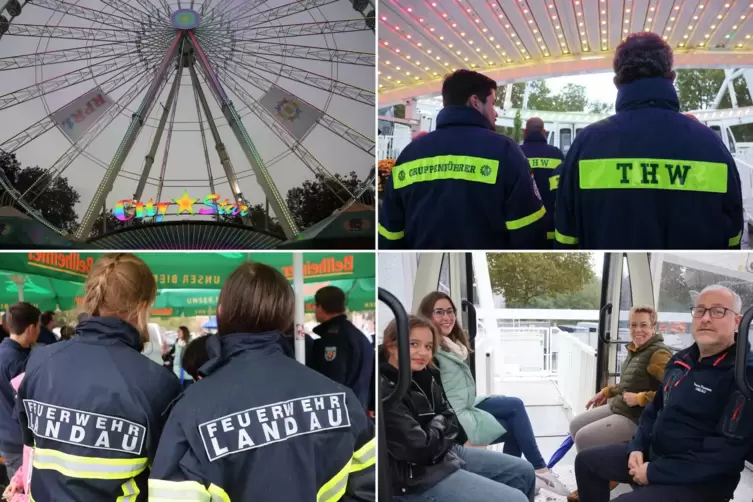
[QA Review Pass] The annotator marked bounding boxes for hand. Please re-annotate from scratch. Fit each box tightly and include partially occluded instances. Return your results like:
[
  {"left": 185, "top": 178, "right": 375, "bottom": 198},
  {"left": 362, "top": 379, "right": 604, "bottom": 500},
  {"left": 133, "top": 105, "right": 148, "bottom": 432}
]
[
  {"left": 623, "top": 392, "right": 640, "bottom": 407},
  {"left": 629, "top": 461, "right": 650, "bottom": 485},
  {"left": 627, "top": 451, "right": 644, "bottom": 472},
  {"left": 586, "top": 392, "right": 607, "bottom": 409},
  {"left": 3, "top": 483, "right": 18, "bottom": 501}
]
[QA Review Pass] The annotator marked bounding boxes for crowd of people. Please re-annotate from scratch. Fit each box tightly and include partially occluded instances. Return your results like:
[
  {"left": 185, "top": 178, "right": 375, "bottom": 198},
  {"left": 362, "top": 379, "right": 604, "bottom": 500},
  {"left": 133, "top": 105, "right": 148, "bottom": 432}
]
[
  {"left": 0, "top": 253, "right": 376, "bottom": 501},
  {"left": 381, "top": 285, "right": 753, "bottom": 502},
  {"left": 378, "top": 31, "right": 744, "bottom": 250}
]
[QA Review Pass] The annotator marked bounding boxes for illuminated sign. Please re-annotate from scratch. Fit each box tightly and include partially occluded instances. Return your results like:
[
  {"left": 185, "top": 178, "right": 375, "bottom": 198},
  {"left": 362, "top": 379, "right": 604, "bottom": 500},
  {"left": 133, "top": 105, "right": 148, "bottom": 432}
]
[
  {"left": 281, "top": 256, "right": 354, "bottom": 280},
  {"left": 114, "top": 191, "right": 251, "bottom": 222},
  {"left": 27, "top": 253, "right": 93, "bottom": 279}
]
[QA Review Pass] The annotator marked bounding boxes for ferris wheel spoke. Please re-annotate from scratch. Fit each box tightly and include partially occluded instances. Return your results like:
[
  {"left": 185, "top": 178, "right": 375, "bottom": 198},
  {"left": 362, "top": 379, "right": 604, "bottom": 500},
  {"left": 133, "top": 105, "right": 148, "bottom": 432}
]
[
  {"left": 0, "top": 41, "right": 143, "bottom": 70},
  {"left": 217, "top": 69, "right": 356, "bottom": 202},
  {"left": 232, "top": 42, "right": 374, "bottom": 66},
  {"left": 5, "top": 23, "right": 143, "bottom": 43},
  {"left": 22, "top": 64, "right": 170, "bottom": 205},
  {"left": 0, "top": 50, "right": 165, "bottom": 111},
  {"left": 218, "top": 51, "right": 374, "bottom": 107},
  {"left": 203, "top": 0, "right": 270, "bottom": 29},
  {"left": 0, "top": 58, "right": 161, "bottom": 154},
  {"left": 227, "top": 19, "right": 370, "bottom": 40},
  {"left": 215, "top": 62, "right": 374, "bottom": 155},
  {"left": 100, "top": 0, "right": 167, "bottom": 30},
  {"left": 225, "top": 0, "right": 338, "bottom": 31},
  {"left": 29, "top": 0, "right": 142, "bottom": 31}
]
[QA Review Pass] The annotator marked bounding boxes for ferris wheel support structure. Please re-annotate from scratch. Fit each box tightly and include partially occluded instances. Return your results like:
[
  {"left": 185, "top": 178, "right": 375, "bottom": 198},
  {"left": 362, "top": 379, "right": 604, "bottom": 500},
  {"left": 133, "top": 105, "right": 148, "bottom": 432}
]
[{"left": 75, "top": 32, "right": 182, "bottom": 240}]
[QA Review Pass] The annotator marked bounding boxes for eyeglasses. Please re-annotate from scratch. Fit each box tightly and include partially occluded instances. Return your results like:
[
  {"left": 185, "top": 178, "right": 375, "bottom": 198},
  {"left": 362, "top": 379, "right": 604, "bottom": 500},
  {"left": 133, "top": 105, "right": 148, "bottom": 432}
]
[
  {"left": 432, "top": 308, "right": 456, "bottom": 318},
  {"left": 690, "top": 306, "right": 737, "bottom": 319}
]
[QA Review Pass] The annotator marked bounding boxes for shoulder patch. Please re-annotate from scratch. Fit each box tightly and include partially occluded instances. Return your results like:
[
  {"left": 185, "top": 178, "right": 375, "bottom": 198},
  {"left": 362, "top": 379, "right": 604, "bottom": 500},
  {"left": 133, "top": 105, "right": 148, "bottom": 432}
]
[
  {"left": 324, "top": 346, "right": 337, "bottom": 362},
  {"left": 198, "top": 392, "right": 351, "bottom": 462},
  {"left": 531, "top": 172, "right": 542, "bottom": 200},
  {"left": 23, "top": 400, "right": 146, "bottom": 455}
]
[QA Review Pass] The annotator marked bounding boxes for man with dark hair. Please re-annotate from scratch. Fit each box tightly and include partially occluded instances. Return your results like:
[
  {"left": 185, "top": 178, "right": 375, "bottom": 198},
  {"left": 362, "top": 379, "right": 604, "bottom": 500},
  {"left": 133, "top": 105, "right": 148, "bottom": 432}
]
[
  {"left": 379, "top": 69, "right": 547, "bottom": 249},
  {"left": 0, "top": 313, "right": 8, "bottom": 341},
  {"left": 308, "top": 286, "right": 374, "bottom": 410},
  {"left": 0, "top": 302, "right": 40, "bottom": 480},
  {"left": 37, "top": 311, "right": 58, "bottom": 345},
  {"left": 520, "top": 117, "right": 564, "bottom": 246},
  {"left": 554, "top": 32, "right": 743, "bottom": 250}
]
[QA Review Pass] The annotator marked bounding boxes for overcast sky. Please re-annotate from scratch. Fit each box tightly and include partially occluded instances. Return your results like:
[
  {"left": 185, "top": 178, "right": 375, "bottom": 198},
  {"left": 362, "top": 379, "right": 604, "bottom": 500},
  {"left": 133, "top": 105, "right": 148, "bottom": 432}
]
[{"left": 0, "top": 0, "right": 374, "bottom": 229}]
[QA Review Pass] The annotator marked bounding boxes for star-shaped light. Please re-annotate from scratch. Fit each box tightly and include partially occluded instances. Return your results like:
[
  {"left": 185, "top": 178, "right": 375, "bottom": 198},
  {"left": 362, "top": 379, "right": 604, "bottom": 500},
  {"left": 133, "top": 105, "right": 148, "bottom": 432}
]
[{"left": 173, "top": 191, "right": 197, "bottom": 215}]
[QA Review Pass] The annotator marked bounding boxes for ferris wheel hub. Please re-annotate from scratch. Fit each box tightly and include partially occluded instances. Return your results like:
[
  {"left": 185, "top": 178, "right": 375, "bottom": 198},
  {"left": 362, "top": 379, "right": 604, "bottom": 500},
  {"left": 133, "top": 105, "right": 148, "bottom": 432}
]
[{"left": 171, "top": 9, "right": 201, "bottom": 30}]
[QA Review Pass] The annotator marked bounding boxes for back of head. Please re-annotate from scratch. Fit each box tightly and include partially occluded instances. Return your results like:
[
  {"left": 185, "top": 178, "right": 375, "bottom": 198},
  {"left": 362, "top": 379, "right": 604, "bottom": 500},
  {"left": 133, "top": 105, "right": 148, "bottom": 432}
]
[
  {"left": 613, "top": 32, "right": 674, "bottom": 86},
  {"left": 182, "top": 335, "right": 210, "bottom": 380},
  {"left": 217, "top": 262, "right": 294, "bottom": 336},
  {"left": 441, "top": 69, "right": 497, "bottom": 107},
  {"left": 81, "top": 253, "right": 156, "bottom": 339},
  {"left": 315, "top": 286, "right": 346, "bottom": 315},
  {"left": 60, "top": 326, "right": 75, "bottom": 340},
  {"left": 41, "top": 311, "right": 55, "bottom": 327},
  {"left": 7, "top": 302, "right": 41, "bottom": 336},
  {"left": 524, "top": 117, "right": 545, "bottom": 138}
]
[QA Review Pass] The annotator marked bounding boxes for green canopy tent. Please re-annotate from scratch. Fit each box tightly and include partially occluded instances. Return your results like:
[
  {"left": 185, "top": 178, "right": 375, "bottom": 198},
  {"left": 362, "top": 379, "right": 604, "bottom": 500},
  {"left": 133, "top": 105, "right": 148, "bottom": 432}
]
[
  {"left": 0, "top": 270, "right": 83, "bottom": 312},
  {"left": 1, "top": 252, "right": 374, "bottom": 289},
  {"left": 278, "top": 203, "right": 375, "bottom": 250}
]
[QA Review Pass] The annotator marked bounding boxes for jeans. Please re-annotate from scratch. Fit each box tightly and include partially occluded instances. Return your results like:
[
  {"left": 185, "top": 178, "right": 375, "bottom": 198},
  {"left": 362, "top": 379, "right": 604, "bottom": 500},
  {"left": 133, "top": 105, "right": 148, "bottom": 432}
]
[
  {"left": 475, "top": 396, "right": 547, "bottom": 469},
  {"left": 574, "top": 443, "right": 726, "bottom": 502},
  {"left": 395, "top": 445, "right": 536, "bottom": 502}
]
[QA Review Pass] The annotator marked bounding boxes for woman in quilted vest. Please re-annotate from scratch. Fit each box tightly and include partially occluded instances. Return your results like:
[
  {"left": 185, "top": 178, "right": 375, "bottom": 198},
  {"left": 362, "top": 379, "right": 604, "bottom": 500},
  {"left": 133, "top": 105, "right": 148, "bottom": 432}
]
[
  {"left": 565, "top": 305, "right": 671, "bottom": 502},
  {"left": 418, "top": 292, "right": 570, "bottom": 497}
]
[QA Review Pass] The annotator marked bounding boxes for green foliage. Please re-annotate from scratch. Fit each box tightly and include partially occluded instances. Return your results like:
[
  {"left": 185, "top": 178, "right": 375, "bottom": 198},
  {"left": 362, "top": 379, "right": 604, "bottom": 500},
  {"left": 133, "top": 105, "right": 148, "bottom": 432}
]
[
  {"left": 528, "top": 276, "right": 601, "bottom": 309},
  {"left": 393, "top": 104, "right": 406, "bottom": 119},
  {"left": 487, "top": 253, "right": 595, "bottom": 307},
  {"left": 495, "top": 80, "right": 612, "bottom": 114},
  {"left": 285, "top": 171, "right": 365, "bottom": 230},
  {"left": 512, "top": 110, "right": 523, "bottom": 143}
]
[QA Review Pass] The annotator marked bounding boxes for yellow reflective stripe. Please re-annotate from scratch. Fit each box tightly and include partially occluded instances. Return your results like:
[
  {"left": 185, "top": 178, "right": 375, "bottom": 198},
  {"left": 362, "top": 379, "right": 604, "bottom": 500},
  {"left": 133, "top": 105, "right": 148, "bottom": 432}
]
[
  {"left": 208, "top": 483, "right": 231, "bottom": 502},
  {"left": 579, "top": 158, "right": 728, "bottom": 193},
  {"left": 350, "top": 438, "right": 376, "bottom": 473},
  {"left": 550, "top": 175, "right": 560, "bottom": 190},
  {"left": 148, "top": 479, "right": 210, "bottom": 501},
  {"left": 555, "top": 230, "right": 578, "bottom": 245},
  {"left": 547, "top": 232, "right": 555, "bottom": 240},
  {"left": 729, "top": 231, "right": 742, "bottom": 247},
  {"left": 32, "top": 448, "right": 147, "bottom": 480},
  {"left": 116, "top": 478, "right": 140, "bottom": 502},
  {"left": 505, "top": 206, "right": 546, "bottom": 230},
  {"left": 318, "top": 459, "right": 350, "bottom": 502},
  {"left": 528, "top": 158, "right": 562, "bottom": 169},
  {"left": 378, "top": 223, "right": 404, "bottom": 241},
  {"left": 392, "top": 155, "right": 499, "bottom": 189}
]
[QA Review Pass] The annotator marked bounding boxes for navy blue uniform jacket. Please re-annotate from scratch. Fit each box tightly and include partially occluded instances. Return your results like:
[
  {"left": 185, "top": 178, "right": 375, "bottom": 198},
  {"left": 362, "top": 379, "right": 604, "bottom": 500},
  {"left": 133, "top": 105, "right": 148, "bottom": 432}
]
[
  {"left": 520, "top": 132, "right": 565, "bottom": 243},
  {"left": 379, "top": 105, "right": 547, "bottom": 249},
  {"left": 554, "top": 77, "right": 743, "bottom": 249}
]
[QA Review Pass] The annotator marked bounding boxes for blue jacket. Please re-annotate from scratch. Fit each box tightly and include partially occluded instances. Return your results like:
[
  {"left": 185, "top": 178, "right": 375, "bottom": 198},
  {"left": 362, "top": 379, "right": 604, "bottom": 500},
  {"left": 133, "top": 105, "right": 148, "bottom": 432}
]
[
  {"left": 379, "top": 105, "right": 547, "bottom": 249},
  {"left": 310, "top": 314, "right": 374, "bottom": 411},
  {"left": 554, "top": 77, "right": 743, "bottom": 249},
  {"left": 520, "top": 132, "right": 564, "bottom": 244},
  {"left": 17, "top": 317, "right": 182, "bottom": 502},
  {"left": 37, "top": 326, "right": 58, "bottom": 346},
  {"left": 149, "top": 332, "right": 376, "bottom": 502},
  {"left": 0, "top": 338, "right": 29, "bottom": 453},
  {"left": 627, "top": 342, "right": 753, "bottom": 498}
]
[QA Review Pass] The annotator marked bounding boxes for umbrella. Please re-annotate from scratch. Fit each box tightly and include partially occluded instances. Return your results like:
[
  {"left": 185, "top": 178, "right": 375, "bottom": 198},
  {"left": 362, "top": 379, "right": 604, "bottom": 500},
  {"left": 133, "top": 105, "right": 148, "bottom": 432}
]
[
  {"left": 202, "top": 317, "right": 217, "bottom": 330},
  {"left": 278, "top": 202, "right": 375, "bottom": 249},
  {"left": 547, "top": 435, "right": 575, "bottom": 469}
]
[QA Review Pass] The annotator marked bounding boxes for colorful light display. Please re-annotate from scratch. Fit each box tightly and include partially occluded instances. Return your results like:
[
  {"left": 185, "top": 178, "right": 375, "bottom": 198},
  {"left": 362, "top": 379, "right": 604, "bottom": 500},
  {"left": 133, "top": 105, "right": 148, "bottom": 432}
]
[{"left": 114, "top": 191, "right": 251, "bottom": 222}]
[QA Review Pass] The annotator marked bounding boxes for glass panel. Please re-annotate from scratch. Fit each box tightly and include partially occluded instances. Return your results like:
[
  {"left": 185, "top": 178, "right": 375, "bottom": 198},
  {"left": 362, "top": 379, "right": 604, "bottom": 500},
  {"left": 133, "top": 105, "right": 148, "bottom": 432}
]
[
  {"left": 727, "top": 128, "right": 736, "bottom": 154},
  {"left": 560, "top": 128, "right": 572, "bottom": 154},
  {"left": 438, "top": 253, "right": 450, "bottom": 295},
  {"left": 615, "top": 255, "right": 633, "bottom": 381}
]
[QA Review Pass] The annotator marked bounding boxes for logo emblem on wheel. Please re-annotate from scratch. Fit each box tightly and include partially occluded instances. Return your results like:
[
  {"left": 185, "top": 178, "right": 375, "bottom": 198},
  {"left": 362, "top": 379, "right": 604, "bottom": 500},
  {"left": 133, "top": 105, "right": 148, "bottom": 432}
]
[{"left": 275, "top": 99, "right": 302, "bottom": 122}]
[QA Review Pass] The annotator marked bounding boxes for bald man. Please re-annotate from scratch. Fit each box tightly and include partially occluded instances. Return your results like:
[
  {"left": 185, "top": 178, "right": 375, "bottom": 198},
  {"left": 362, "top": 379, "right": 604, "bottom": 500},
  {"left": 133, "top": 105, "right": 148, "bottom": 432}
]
[{"left": 520, "top": 117, "right": 564, "bottom": 245}]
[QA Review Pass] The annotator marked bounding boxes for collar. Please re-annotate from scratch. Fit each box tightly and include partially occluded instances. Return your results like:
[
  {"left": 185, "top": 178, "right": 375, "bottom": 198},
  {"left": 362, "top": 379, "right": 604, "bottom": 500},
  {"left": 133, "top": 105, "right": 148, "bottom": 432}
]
[
  {"left": 615, "top": 77, "right": 679, "bottom": 113},
  {"left": 523, "top": 132, "right": 547, "bottom": 143},
  {"left": 680, "top": 341, "right": 738, "bottom": 369},
  {"left": 199, "top": 331, "right": 293, "bottom": 377},
  {"left": 313, "top": 314, "right": 347, "bottom": 337},
  {"left": 436, "top": 105, "right": 494, "bottom": 130},
  {"left": 75, "top": 317, "right": 142, "bottom": 351},
  {"left": 1, "top": 338, "right": 30, "bottom": 353}
]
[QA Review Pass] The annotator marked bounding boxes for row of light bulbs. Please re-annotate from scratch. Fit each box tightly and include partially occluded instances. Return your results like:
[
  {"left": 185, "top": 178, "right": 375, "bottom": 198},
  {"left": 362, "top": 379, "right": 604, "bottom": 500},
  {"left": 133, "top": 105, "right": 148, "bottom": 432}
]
[{"left": 379, "top": 0, "right": 753, "bottom": 88}]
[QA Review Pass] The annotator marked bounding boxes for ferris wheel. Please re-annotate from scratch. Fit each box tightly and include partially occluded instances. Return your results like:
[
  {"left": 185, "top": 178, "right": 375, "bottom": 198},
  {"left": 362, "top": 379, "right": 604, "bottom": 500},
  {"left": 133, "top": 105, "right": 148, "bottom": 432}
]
[{"left": 0, "top": 0, "right": 375, "bottom": 243}]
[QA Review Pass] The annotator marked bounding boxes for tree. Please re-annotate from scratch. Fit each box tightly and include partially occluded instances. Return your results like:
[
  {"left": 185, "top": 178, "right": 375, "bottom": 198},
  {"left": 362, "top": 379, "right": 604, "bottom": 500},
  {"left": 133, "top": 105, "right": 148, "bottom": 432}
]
[
  {"left": 657, "top": 263, "right": 691, "bottom": 312},
  {"left": 512, "top": 110, "right": 523, "bottom": 143},
  {"left": 219, "top": 203, "right": 284, "bottom": 236},
  {"left": 0, "top": 152, "right": 80, "bottom": 233},
  {"left": 551, "top": 83, "right": 589, "bottom": 112},
  {"left": 393, "top": 104, "right": 406, "bottom": 119},
  {"left": 588, "top": 101, "right": 613, "bottom": 114},
  {"left": 487, "top": 253, "right": 594, "bottom": 307},
  {"left": 88, "top": 209, "right": 133, "bottom": 239},
  {"left": 286, "top": 171, "right": 364, "bottom": 230},
  {"left": 528, "top": 276, "right": 601, "bottom": 309},
  {"left": 496, "top": 80, "right": 612, "bottom": 114}
]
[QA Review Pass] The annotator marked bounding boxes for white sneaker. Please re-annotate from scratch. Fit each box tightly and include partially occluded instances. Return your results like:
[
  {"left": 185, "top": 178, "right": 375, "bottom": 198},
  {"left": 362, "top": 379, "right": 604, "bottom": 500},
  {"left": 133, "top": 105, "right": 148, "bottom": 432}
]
[{"left": 535, "top": 470, "right": 571, "bottom": 496}]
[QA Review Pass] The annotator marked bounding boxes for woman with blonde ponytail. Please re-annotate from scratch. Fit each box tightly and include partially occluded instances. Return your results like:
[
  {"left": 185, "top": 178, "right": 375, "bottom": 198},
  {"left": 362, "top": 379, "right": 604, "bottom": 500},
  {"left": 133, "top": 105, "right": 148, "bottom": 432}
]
[{"left": 16, "top": 253, "right": 182, "bottom": 502}]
